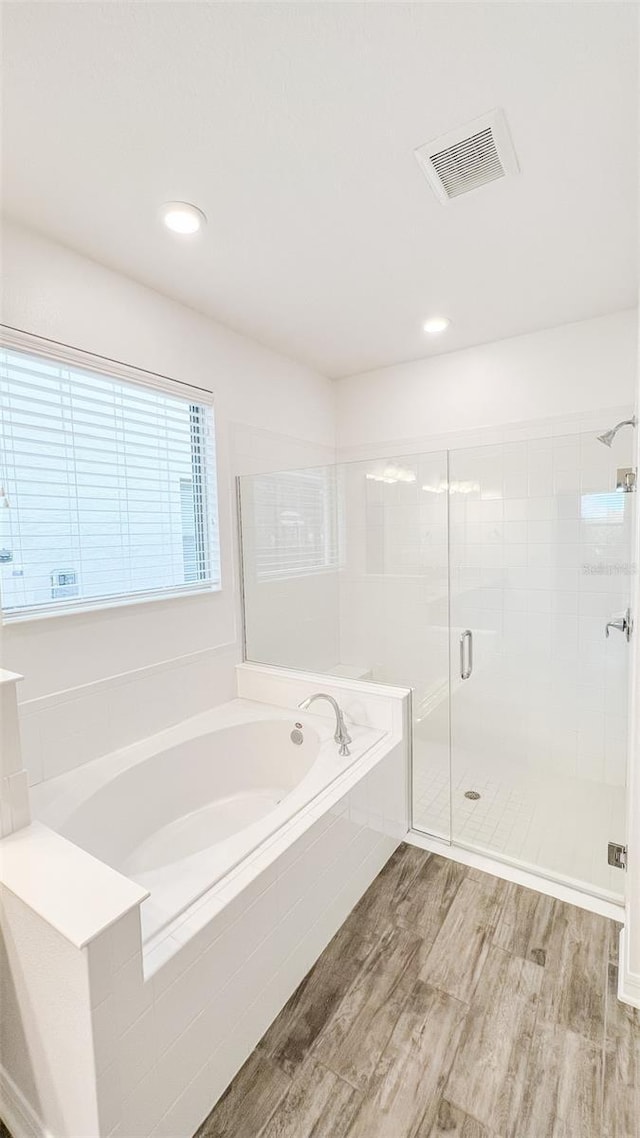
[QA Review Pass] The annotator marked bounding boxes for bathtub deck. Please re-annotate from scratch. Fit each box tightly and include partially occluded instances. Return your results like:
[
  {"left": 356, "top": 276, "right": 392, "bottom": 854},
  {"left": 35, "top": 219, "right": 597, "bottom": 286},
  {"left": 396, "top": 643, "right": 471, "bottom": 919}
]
[{"left": 194, "top": 844, "right": 638, "bottom": 1138}]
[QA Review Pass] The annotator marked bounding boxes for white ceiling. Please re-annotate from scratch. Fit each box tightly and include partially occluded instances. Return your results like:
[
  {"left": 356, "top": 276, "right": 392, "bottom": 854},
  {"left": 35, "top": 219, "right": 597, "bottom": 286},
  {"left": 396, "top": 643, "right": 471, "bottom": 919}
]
[{"left": 1, "top": 2, "right": 637, "bottom": 378}]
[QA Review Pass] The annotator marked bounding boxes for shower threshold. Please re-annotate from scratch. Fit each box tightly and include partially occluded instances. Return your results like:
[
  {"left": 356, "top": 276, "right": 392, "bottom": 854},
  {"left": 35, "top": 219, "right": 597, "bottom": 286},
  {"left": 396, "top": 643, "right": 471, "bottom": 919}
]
[{"left": 406, "top": 828, "right": 624, "bottom": 923}]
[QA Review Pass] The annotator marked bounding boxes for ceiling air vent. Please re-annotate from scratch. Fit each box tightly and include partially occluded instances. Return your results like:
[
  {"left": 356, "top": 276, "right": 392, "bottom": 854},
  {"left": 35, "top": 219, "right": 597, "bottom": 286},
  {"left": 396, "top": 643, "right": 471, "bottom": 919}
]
[{"left": 414, "top": 109, "right": 519, "bottom": 204}]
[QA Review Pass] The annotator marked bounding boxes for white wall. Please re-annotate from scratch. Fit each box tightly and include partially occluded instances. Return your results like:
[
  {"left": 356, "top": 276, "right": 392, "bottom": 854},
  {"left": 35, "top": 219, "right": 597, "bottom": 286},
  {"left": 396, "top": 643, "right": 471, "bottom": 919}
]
[
  {"left": 0, "top": 220, "right": 336, "bottom": 783},
  {"left": 336, "top": 310, "right": 638, "bottom": 458}
]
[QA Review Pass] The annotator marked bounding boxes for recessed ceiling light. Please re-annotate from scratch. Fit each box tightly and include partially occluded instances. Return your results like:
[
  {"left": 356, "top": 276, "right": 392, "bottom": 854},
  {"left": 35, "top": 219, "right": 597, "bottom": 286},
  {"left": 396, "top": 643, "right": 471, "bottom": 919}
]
[
  {"left": 423, "top": 316, "right": 451, "bottom": 335},
  {"left": 160, "top": 202, "right": 207, "bottom": 236}
]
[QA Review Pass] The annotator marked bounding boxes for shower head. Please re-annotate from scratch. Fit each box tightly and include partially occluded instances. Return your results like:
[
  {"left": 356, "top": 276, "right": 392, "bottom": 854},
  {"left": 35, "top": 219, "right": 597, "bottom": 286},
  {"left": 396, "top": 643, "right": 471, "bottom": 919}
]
[{"left": 597, "top": 417, "right": 637, "bottom": 447}]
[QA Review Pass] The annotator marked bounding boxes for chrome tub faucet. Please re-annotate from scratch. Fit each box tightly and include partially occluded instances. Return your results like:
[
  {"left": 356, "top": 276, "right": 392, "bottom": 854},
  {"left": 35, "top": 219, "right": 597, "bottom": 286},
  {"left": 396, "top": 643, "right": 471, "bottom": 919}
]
[{"left": 298, "top": 693, "right": 352, "bottom": 756}]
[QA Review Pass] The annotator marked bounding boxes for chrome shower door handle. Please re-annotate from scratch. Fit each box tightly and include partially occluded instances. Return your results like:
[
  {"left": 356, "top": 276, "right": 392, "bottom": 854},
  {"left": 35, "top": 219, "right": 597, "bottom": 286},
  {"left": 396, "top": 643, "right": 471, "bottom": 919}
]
[{"left": 460, "top": 629, "right": 473, "bottom": 680}]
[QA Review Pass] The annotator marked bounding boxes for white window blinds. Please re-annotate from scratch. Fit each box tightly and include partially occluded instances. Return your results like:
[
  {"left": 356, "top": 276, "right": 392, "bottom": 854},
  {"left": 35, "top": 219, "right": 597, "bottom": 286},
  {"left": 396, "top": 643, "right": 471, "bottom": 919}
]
[
  {"left": 0, "top": 340, "right": 220, "bottom": 619},
  {"left": 249, "top": 467, "right": 339, "bottom": 580}
]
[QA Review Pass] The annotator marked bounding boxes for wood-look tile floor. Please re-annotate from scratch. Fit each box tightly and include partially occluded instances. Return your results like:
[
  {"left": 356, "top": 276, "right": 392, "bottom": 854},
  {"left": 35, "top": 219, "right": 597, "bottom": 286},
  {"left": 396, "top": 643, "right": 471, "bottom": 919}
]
[{"left": 196, "top": 845, "right": 640, "bottom": 1138}]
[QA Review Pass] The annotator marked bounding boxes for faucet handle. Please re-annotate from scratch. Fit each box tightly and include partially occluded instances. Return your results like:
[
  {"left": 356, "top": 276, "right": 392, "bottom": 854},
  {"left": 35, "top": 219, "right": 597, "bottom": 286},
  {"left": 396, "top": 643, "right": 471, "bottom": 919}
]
[
  {"left": 605, "top": 608, "right": 633, "bottom": 642},
  {"left": 335, "top": 714, "right": 352, "bottom": 748}
]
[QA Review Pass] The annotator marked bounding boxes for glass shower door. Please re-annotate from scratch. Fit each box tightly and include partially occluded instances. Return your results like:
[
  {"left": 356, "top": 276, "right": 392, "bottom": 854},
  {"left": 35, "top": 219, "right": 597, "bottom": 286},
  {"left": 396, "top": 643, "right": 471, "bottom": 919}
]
[{"left": 448, "top": 432, "right": 633, "bottom": 897}]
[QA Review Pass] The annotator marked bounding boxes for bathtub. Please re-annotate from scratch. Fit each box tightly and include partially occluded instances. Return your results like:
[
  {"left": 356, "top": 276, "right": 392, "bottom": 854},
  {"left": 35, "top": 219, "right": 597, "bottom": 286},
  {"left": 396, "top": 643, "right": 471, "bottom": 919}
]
[
  {"left": 4, "top": 669, "right": 408, "bottom": 1138},
  {"left": 32, "top": 697, "right": 384, "bottom": 946}
]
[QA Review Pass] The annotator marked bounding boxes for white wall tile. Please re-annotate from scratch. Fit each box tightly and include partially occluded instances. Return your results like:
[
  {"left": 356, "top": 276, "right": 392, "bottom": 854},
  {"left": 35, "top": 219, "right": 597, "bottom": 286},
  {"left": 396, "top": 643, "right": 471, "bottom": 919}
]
[
  {"left": 119, "top": 1005, "right": 158, "bottom": 1101},
  {"left": 114, "top": 952, "right": 153, "bottom": 1035},
  {"left": 8, "top": 771, "right": 30, "bottom": 831},
  {"left": 97, "top": 1062, "right": 123, "bottom": 1137},
  {"left": 16, "top": 712, "right": 43, "bottom": 786},
  {"left": 93, "top": 995, "right": 118, "bottom": 1073},
  {"left": 120, "top": 1066, "right": 165, "bottom": 1138}
]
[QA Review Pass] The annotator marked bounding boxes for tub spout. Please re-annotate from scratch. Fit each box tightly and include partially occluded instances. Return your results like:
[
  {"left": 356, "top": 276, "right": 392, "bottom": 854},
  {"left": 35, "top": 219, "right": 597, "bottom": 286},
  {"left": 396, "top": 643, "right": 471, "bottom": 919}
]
[{"left": 298, "top": 692, "right": 352, "bottom": 757}]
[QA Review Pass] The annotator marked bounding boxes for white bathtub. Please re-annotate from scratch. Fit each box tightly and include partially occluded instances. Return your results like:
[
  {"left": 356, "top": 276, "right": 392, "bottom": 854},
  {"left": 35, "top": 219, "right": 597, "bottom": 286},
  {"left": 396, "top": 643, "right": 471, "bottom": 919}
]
[{"left": 32, "top": 698, "right": 384, "bottom": 945}]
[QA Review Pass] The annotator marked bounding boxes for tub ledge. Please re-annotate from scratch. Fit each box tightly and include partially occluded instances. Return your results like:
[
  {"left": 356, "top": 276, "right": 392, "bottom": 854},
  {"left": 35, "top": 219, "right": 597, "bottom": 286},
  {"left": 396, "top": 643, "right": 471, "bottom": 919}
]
[{"left": 0, "top": 819, "right": 148, "bottom": 949}]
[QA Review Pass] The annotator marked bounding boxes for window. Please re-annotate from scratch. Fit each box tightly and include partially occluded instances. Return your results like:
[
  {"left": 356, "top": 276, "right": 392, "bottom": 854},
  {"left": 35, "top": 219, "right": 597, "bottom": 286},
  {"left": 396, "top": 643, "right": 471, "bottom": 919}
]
[
  {"left": 249, "top": 467, "right": 339, "bottom": 581},
  {"left": 0, "top": 334, "right": 220, "bottom": 620}
]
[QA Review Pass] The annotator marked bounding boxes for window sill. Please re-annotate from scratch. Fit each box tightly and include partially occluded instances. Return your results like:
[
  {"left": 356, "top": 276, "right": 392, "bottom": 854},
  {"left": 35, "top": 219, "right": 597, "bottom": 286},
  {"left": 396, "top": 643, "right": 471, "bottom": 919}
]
[{"left": 1, "top": 583, "right": 222, "bottom": 625}]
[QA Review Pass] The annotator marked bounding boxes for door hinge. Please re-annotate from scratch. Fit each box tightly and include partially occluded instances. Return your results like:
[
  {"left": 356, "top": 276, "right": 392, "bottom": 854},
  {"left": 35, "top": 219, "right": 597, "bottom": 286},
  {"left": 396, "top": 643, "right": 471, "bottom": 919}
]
[{"left": 608, "top": 842, "right": 628, "bottom": 870}]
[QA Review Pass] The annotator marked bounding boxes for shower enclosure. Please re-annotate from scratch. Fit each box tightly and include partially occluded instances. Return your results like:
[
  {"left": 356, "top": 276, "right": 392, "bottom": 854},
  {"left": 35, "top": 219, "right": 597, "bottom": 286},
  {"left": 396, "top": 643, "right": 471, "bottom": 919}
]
[{"left": 238, "top": 423, "right": 635, "bottom": 902}]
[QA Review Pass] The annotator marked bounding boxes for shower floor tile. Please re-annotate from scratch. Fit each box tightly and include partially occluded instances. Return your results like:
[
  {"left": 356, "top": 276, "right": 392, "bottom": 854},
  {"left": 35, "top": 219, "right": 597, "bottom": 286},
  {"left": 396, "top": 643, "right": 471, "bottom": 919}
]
[{"left": 412, "top": 744, "right": 625, "bottom": 898}]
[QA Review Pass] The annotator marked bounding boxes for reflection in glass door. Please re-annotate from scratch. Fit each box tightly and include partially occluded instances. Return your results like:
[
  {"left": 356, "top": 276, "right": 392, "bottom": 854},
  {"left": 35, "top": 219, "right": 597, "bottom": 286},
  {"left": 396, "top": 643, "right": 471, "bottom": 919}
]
[
  {"left": 338, "top": 453, "right": 452, "bottom": 840},
  {"left": 447, "top": 431, "right": 633, "bottom": 897}
]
